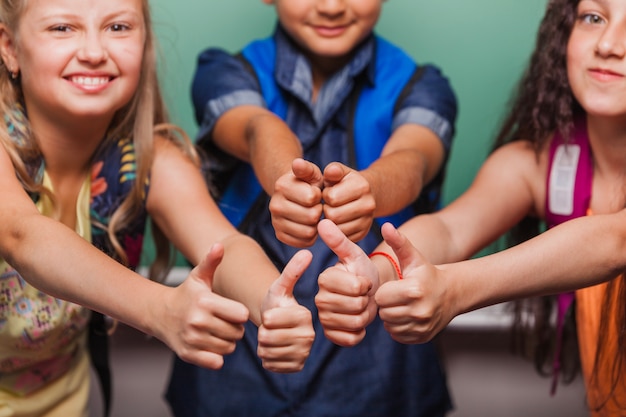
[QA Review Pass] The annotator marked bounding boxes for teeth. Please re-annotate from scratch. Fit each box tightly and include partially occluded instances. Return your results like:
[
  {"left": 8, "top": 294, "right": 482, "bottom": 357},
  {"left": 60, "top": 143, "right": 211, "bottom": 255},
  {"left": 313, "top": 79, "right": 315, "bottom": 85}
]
[{"left": 71, "top": 76, "right": 109, "bottom": 86}]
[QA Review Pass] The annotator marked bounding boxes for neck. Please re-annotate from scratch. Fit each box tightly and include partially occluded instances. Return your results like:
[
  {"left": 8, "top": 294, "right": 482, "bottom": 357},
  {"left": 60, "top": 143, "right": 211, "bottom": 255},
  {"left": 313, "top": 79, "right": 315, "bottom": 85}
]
[
  {"left": 586, "top": 114, "right": 626, "bottom": 177},
  {"left": 31, "top": 113, "right": 110, "bottom": 178}
]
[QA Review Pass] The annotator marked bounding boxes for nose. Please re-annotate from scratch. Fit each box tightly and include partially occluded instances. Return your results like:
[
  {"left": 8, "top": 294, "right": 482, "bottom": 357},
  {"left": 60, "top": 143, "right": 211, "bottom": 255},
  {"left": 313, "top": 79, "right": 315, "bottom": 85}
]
[
  {"left": 595, "top": 22, "right": 626, "bottom": 58},
  {"left": 316, "top": 0, "right": 346, "bottom": 17},
  {"left": 76, "top": 31, "right": 108, "bottom": 64}
]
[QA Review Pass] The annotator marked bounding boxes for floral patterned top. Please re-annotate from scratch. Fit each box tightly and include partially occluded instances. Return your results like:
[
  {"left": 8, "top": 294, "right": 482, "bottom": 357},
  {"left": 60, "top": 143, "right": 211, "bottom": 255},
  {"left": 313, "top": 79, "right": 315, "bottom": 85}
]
[{"left": 0, "top": 107, "right": 148, "bottom": 398}]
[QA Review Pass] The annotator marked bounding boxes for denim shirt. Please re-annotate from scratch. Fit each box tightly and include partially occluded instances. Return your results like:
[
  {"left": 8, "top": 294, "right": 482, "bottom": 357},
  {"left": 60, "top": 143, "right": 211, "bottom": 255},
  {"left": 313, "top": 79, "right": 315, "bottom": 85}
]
[{"left": 167, "top": 25, "right": 456, "bottom": 417}]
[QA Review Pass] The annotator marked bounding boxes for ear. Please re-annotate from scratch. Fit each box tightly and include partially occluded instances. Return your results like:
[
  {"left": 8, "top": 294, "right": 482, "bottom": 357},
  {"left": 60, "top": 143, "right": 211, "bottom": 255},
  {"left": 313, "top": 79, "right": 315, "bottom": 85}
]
[{"left": 0, "top": 24, "right": 18, "bottom": 75}]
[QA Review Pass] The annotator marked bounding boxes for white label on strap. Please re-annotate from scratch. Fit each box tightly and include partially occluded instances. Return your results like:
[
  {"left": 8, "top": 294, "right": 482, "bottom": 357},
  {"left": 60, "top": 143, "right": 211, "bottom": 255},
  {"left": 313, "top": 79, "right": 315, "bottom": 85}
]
[{"left": 548, "top": 144, "right": 581, "bottom": 216}]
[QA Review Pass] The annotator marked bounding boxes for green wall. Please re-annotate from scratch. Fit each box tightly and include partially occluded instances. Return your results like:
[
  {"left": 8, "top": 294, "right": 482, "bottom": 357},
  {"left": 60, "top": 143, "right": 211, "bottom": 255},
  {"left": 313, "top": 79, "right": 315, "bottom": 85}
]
[{"left": 145, "top": 0, "right": 548, "bottom": 266}]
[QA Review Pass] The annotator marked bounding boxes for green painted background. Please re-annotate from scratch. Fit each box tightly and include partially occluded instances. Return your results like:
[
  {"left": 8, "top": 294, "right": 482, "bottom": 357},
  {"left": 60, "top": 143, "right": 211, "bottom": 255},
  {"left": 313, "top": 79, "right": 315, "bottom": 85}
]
[{"left": 144, "top": 0, "right": 548, "bottom": 266}]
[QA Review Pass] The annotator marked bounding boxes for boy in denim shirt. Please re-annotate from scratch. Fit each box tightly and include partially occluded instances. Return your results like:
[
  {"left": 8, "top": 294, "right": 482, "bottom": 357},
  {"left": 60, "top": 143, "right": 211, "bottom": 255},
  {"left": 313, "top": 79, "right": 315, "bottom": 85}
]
[{"left": 167, "top": 1, "right": 457, "bottom": 416}]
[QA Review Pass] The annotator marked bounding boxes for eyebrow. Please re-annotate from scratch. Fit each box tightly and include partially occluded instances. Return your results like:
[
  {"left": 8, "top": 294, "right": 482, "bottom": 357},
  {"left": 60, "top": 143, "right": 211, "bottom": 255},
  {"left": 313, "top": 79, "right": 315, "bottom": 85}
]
[{"left": 584, "top": 0, "right": 608, "bottom": 7}]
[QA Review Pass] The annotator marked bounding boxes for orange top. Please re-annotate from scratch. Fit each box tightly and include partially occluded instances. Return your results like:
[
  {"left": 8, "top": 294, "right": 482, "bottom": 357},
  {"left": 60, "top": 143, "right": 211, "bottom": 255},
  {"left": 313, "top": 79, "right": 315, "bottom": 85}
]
[{"left": 576, "top": 279, "right": 625, "bottom": 417}]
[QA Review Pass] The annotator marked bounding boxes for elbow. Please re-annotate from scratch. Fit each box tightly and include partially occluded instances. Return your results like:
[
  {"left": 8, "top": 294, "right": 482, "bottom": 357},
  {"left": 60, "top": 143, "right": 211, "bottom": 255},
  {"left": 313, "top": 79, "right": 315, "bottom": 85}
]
[
  {"left": 610, "top": 210, "right": 626, "bottom": 272},
  {"left": 0, "top": 219, "right": 28, "bottom": 269}
]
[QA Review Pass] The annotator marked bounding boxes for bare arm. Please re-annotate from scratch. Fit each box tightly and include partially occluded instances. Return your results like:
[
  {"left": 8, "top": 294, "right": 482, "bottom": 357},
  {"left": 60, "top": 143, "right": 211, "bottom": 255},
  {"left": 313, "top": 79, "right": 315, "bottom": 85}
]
[
  {"left": 146, "top": 137, "right": 315, "bottom": 372},
  {"left": 214, "top": 105, "right": 326, "bottom": 248},
  {"left": 212, "top": 105, "right": 304, "bottom": 195},
  {"left": 440, "top": 210, "right": 626, "bottom": 314},
  {"left": 375, "top": 140, "right": 543, "bottom": 268},
  {"left": 363, "top": 124, "right": 445, "bottom": 217},
  {"left": 375, "top": 210, "right": 626, "bottom": 344},
  {"left": 0, "top": 145, "right": 248, "bottom": 369}
]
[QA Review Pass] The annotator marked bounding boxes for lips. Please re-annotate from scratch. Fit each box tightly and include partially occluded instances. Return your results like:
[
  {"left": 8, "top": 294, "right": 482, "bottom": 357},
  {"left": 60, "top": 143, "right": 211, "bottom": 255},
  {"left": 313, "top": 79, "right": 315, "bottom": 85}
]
[
  {"left": 312, "top": 24, "right": 349, "bottom": 37},
  {"left": 68, "top": 75, "right": 112, "bottom": 86},
  {"left": 589, "top": 68, "right": 624, "bottom": 80}
]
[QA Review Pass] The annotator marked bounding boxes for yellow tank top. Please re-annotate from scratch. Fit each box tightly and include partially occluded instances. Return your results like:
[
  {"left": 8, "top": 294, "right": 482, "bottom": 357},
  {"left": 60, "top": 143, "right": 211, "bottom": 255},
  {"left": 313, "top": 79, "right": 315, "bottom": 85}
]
[{"left": 0, "top": 172, "right": 91, "bottom": 416}]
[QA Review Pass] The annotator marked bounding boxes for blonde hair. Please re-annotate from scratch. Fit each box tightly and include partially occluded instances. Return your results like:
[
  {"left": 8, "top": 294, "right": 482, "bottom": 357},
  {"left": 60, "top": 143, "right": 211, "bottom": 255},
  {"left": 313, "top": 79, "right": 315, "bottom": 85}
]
[{"left": 0, "top": 0, "right": 199, "bottom": 282}]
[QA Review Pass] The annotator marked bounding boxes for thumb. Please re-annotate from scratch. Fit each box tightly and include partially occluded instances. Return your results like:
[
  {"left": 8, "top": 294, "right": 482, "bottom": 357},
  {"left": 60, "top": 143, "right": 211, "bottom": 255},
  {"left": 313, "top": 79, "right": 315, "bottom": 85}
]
[
  {"left": 292, "top": 158, "right": 323, "bottom": 188},
  {"left": 317, "top": 218, "right": 369, "bottom": 270},
  {"left": 271, "top": 249, "right": 313, "bottom": 298},
  {"left": 192, "top": 244, "right": 225, "bottom": 290},
  {"left": 380, "top": 222, "right": 429, "bottom": 278},
  {"left": 323, "top": 162, "right": 349, "bottom": 187}
]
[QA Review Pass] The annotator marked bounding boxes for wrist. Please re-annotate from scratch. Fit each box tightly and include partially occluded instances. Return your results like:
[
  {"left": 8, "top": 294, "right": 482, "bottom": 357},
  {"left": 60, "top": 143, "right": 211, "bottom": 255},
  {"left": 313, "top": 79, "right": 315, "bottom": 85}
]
[
  {"left": 438, "top": 263, "right": 470, "bottom": 317},
  {"left": 369, "top": 251, "right": 403, "bottom": 281}
]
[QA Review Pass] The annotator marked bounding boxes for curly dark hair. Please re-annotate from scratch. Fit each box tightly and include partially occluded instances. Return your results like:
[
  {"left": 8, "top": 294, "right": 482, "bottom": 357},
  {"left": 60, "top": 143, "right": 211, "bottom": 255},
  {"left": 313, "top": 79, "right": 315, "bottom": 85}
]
[
  {"left": 492, "top": 0, "right": 626, "bottom": 411},
  {"left": 494, "top": 0, "right": 581, "bottom": 152}
]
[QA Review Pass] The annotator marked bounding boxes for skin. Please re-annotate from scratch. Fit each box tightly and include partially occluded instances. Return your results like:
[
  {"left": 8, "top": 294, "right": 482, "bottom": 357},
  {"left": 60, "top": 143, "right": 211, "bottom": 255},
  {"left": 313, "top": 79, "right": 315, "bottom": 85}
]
[
  {"left": 0, "top": 0, "right": 314, "bottom": 373},
  {"left": 315, "top": 0, "right": 626, "bottom": 347},
  {"left": 213, "top": 0, "right": 444, "bottom": 247}
]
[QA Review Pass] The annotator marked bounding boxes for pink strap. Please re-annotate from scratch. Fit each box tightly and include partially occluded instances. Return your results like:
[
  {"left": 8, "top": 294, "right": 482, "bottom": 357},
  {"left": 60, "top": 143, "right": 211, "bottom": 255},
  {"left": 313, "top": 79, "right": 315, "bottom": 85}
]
[{"left": 545, "top": 118, "right": 592, "bottom": 395}]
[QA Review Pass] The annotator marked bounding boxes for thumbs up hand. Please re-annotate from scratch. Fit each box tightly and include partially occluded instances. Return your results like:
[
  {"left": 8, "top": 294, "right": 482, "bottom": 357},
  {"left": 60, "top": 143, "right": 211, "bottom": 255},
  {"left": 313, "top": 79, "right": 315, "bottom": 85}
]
[
  {"left": 322, "top": 162, "right": 375, "bottom": 243},
  {"left": 270, "top": 158, "right": 324, "bottom": 248},
  {"left": 161, "top": 244, "right": 249, "bottom": 370},
  {"left": 315, "top": 219, "right": 379, "bottom": 347},
  {"left": 375, "top": 223, "right": 451, "bottom": 344},
  {"left": 258, "top": 249, "right": 315, "bottom": 373}
]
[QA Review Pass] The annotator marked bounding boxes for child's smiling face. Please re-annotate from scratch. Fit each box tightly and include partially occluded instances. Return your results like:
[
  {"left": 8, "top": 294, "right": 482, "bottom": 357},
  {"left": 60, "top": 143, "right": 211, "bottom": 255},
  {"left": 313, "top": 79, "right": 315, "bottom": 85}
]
[
  {"left": 568, "top": 0, "right": 626, "bottom": 118},
  {"left": 264, "top": 0, "right": 383, "bottom": 70},
  {"left": 0, "top": 0, "right": 146, "bottom": 125}
]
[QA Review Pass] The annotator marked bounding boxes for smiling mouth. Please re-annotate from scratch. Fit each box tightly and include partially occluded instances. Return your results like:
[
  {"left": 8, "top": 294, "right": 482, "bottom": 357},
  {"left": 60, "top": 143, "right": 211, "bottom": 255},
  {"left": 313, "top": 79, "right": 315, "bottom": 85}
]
[
  {"left": 69, "top": 76, "right": 112, "bottom": 86},
  {"left": 312, "top": 24, "right": 350, "bottom": 36}
]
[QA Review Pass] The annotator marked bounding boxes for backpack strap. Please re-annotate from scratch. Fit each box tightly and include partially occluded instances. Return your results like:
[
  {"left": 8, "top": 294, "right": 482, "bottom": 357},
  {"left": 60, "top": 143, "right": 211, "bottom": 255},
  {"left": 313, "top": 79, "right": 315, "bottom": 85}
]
[
  {"left": 545, "top": 117, "right": 592, "bottom": 395},
  {"left": 546, "top": 118, "right": 593, "bottom": 227},
  {"left": 89, "top": 313, "right": 113, "bottom": 417}
]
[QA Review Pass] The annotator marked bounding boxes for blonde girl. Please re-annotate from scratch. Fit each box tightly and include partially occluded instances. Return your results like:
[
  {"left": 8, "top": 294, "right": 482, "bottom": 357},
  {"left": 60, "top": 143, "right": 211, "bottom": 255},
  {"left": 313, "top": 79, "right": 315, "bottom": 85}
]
[{"left": 0, "top": 0, "right": 314, "bottom": 415}]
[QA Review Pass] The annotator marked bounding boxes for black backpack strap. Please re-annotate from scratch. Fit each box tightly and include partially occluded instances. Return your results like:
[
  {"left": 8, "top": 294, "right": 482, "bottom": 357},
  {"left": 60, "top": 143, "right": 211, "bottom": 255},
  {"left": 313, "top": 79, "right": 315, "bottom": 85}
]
[
  {"left": 393, "top": 64, "right": 428, "bottom": 114},
  {"left": 89, "top": 311, "right": 112, "bottom": 417},
  {"left": 234, "top": 52, "right": 260, "bottom": 88}
]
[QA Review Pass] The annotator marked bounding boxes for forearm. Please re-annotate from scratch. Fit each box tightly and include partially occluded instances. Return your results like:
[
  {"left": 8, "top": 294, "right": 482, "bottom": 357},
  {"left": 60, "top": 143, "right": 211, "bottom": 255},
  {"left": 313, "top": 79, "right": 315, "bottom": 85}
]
[
  {"left": 213, "top": 108, "right": 302, "bottom": 195},
  {"left": 211, "top": 233, "right": 280, "bottom": 326},
  {"left": 443, "top": 211, "right": 626, "bottom": 315},
  {"left": 386, "top": 213, "right": 465, "bottom": 260},
  {"left": 362, "top": 124, "right": 445, "bottom": 217},
  {"left": 371, "top": 209, "right": 495, "bottom": 287},
  {"left": 3, "top": 214, "right": 167, "bottom": 336},
  {"left": 246, "top": 113, "right": 303, "bottom": 195},
  {"left": 362, "top": 149, "right": 428, "bottom": 217}
]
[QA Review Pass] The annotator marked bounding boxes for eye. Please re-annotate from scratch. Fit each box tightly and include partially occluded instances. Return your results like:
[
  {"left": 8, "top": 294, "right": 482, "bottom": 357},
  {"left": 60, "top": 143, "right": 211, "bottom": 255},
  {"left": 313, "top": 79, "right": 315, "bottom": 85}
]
[
  {"left": 49, "top": 24, "right": 72, "bottom": 32},
  {"left": 579, "top": 13, "right": 605, "bottom": 25},
  {"left": 109, "top": 23, "right": 131, "bottom": 32}
]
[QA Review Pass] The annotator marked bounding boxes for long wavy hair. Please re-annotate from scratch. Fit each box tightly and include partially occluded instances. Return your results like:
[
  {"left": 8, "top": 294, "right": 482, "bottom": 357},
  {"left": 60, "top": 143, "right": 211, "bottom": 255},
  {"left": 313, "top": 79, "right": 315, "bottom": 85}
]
[
  {"left": 0, "top": 0, "right": 198, "bottom": 282},
  {"left": 493, "top": 0, "right": 625, "bottom": 411}
]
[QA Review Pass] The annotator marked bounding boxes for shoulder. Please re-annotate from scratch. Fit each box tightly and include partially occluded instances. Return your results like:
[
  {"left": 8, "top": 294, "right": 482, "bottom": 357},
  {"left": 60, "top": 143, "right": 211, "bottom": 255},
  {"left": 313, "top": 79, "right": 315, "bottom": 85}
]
[
  {"left": 487, "top": 139, "right": 548, "bottom": 173},
  {"left": 196, "top": 47, "right": 238, "bottom": 68},
  {"left": 484, "top": 139, "right": 549, "bottom": 215},
  {"left": 153, "top": 129, "right": 195, "bottom": 161},
  {"left": 390, "top": 61, "right": 458, "bottom": 143},
  {"left": 192, "top": 46, "right": 264, "bottom": 123},
  {"left": 194, "top": 46, "right": 258, "bottom": 82},
  {"left": 378, "top": 37, "right": 457, "bottom": 124}
]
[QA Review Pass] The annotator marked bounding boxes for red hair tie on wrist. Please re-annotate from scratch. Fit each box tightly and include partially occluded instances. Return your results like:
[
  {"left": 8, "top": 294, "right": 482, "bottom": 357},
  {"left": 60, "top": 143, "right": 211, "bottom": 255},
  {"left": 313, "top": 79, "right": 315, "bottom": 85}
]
[{"left": 369, "top": 251, "right": 403, "bottom": 280}]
